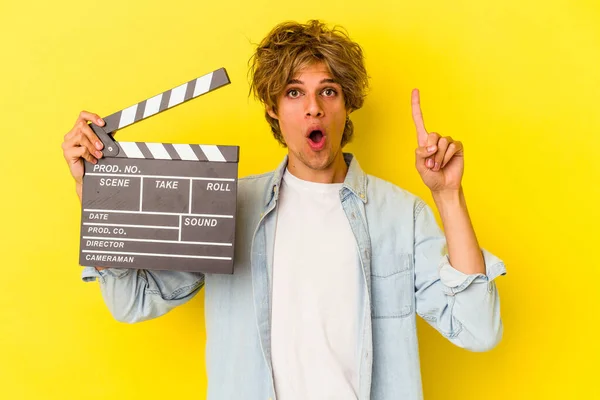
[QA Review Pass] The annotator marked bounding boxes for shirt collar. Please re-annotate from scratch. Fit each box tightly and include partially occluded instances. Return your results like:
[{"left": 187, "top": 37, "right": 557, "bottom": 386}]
[{"left": 263, "top": 152, "right": 368, "bottom": 209}]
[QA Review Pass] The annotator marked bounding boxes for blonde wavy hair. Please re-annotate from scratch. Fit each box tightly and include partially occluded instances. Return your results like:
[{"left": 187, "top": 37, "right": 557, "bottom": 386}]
[{"left": 249, "top": 20, "right": 369, "bottom": 147}]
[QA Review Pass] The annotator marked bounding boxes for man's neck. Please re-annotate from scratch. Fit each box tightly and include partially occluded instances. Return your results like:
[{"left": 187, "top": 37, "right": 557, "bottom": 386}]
[{"left": 286, "top": 153, "right": 348, "bottom": 184}]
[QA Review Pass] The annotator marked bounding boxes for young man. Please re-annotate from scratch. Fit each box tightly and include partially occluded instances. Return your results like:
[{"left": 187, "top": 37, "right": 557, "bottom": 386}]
[{"left": 62, "top": 20, "right": 505, "bottom": 400}]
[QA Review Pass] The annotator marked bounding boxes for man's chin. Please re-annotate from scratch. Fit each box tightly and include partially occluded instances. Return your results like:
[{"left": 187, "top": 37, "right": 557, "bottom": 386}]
[{"left": 300, "top": 150, "right": 341, "bottom": 171}]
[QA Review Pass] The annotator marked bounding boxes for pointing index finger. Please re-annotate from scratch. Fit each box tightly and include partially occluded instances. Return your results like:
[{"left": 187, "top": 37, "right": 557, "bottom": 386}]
[{"left": 411, "top": 89, "right": 428, "bottom": 147}]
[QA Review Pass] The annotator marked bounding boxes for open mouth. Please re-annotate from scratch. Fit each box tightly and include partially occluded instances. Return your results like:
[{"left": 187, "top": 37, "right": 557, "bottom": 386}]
[{"left": 309, "top": 130, "right": 324, "bottom": 144}]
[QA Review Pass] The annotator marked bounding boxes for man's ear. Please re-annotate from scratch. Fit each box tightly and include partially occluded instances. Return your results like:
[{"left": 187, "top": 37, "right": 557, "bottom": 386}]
[{"left": 267, "top": 106, "right": 278, "bottom": 120}]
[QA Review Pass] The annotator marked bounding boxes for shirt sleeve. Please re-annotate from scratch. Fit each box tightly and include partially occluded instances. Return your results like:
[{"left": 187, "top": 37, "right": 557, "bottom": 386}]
[
  {"left": 81, "top": 266, "right": 204, "bottom": 323},
  {"left": 438, "top": 248, "right": 506, "bottom": 294},
  {"left": 413, "top": 200, "right": 506, "bottom": 352}
]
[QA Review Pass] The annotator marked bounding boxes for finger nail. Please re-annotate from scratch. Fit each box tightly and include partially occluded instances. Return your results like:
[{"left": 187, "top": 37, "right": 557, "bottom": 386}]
[
  {"left": 427, "top": 159, "right": 434, "bottom": 168},
  {"left": 92, "top": 158, "right": 97, "bottom": 164},
  {"left": 427, "top": 145, "right": 436, "bottom": 152},
  {"left": 435, "top": 162, "right": 440, "bottom": 170},
  {"left": 95, "top": 141, "right": 103, "bottom": 150},
  {"left": 95, "top": 151, "right": 102, "bottom": 158},
  {"left": 97, "top": 118, "right": 104, "bottom": 126}
]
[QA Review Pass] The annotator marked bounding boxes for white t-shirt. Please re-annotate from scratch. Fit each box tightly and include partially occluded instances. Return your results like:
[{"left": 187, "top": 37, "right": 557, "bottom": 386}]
[{"left": 271, "top": 169, "right": 362, "bottom": 399}]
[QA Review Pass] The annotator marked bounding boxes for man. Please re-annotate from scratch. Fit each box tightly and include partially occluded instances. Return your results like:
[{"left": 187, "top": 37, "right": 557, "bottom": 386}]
[{"left": 62, "top": 20, "right": 505, "bottom": 400}]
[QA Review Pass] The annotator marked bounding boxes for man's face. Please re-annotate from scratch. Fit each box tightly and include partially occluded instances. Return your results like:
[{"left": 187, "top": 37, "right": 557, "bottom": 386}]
[{"left": 268, "top": 62, "right": 348, "bottom": 180}]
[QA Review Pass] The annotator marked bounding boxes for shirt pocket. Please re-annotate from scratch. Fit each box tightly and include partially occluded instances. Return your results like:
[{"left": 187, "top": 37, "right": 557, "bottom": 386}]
[{"left": 370, "top": 253, "right": 414, "bottom": 318}]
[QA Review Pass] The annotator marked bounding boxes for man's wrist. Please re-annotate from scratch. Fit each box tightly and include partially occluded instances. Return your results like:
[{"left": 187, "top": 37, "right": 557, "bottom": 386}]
[
  {"left": 431, "top": 187, "right": 463, "bottom": 208},
  {"left": 76, "top": 182, "right": 83, "bottom": 202}
]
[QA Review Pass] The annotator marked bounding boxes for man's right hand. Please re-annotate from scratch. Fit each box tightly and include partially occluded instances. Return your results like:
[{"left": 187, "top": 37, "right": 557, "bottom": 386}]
[
  {"left": 63, "top": 111, "right": 109, "bottom": 271},
  {"left": 62, "top": 111, "right": 107, "bottom": 199}
]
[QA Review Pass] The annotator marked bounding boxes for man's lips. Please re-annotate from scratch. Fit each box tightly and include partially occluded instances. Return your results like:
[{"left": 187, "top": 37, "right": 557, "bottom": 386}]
[{"left": 307, "top": 129, "right": 326, "bottom": 151}]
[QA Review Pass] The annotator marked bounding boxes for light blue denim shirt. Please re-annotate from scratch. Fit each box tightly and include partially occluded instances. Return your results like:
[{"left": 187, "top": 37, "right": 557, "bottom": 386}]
[{"left": 83, "top": 153, "right": 506, "bottom": 400}]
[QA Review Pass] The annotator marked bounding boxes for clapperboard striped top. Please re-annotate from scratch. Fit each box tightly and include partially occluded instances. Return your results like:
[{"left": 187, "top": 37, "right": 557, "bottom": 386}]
[
  {"left": 115, "top": 142, "right": 238, "bottom": 163},
  {"left": 96, "top": 68, "right": 230, "bottom": 136}
]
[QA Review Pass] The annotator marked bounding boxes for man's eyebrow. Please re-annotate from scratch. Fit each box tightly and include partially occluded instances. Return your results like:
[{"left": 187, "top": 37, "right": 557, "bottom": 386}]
[
  {"left": 285, "top": 78, "right": 339, "bottom": 85},
  {"left": 320, "top": 78, "right": 338, "bottom": 84}
]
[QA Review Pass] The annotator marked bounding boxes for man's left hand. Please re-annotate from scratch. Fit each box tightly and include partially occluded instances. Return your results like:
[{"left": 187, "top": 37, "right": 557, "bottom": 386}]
[{"left": 411, "top": 89, "right": 464, "bottom": 193}]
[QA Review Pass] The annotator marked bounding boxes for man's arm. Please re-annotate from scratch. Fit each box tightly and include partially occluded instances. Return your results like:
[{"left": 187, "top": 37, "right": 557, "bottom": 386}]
[
  {"left": 83, "top": 266, "right": 204, "bottom": 323},
  {"left": 409, "top": 89, "right": 506, "bottom": 350},
  {"left": 65, "top": 111, "right": 204, "bottom": 323},
  {"left": 432, "top": 187, "right": 484, "bottom": 275},
  {"left": 413, "top": 199, "right": 505, "bottom": 352}
]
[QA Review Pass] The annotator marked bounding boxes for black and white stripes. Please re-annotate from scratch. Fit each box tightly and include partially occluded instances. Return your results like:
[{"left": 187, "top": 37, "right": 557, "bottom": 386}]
[
  {"left": 114, "top": 142, "right": 238, "bottom": 163},
  {"left": 100, "top": 68, "right": 230, "bottom": 135}
]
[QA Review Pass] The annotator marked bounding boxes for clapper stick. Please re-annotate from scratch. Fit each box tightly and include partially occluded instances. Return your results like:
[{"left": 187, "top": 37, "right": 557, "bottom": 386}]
[
  {"left": 90, "top": 67, "right": 230, "bottom": 156},
  {"left": 79, "top": 67, "right": 239, "bottom": 274}
]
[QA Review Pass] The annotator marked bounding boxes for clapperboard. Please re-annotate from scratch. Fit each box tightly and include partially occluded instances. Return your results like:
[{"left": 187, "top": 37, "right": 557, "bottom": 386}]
[{"left": 79, "top": 67, "right": 239, "bottom": 274}]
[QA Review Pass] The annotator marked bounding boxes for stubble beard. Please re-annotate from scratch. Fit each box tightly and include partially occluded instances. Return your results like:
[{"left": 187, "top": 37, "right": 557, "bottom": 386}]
[{"left": 295, "top": 144, "right": 342, "bottom": 172}]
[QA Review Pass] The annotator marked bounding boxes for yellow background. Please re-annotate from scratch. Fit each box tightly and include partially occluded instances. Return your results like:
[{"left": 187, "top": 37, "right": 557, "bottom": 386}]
[{"left": 1, "top": 0, "right": 598, "bottom": 399}]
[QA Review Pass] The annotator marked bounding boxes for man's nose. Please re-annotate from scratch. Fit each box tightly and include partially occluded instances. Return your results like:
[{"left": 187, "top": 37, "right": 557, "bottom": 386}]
[{"left": 305, "top": 93, "right": 323, "bottom": 117}]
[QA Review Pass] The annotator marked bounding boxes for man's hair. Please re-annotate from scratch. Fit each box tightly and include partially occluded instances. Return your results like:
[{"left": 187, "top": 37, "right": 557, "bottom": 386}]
[{"left": 249, "top": 20, "right": 369, "bottom": 147}]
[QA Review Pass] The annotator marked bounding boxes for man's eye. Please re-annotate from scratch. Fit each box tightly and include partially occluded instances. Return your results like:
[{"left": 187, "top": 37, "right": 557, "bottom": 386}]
[
  {"left": 288, "top": 89, "right": 300, "bottom": 98},
  {"left": 323, "top": 88, "right": 337, "bottom": 96}
]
